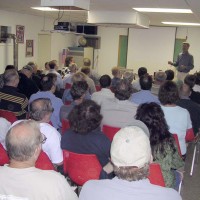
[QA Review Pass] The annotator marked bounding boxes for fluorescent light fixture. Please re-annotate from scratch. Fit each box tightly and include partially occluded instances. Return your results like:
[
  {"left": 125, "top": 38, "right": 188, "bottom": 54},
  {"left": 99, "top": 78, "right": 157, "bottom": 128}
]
[
  {"left": 32, "top": 7, "right": 58, "bottom": 11},
  {"left": 133, "top": 8, "right": 192, "bottom": 13},
  {"left": 162, "top": 22, "right": 200, "bottom": 26}
]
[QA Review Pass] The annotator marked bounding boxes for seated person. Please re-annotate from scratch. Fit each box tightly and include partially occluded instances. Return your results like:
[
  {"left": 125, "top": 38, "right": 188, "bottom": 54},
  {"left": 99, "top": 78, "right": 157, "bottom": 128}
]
[
  {"left": 158, "top": 81, "right": 193, "bottom": 157},
  {"left": 79, "top": 125, "right": 182, "bottom": 200},
  {"left": 0, "top": 120, "right": 78, "bottom": 200},
  {"left": 111, "top": 67, "right": 122, "bottom": 90},
  {"left": 165, "top": 69, "right": 175, "bottom": 81},
  {"left": 29, "top": 98, "right": 63, "bottom": 167},
  {"left": 193, "top": 72, "right": 200, "bottom": 92},
  {"left": 101, "top": 79, "right": 138, "bottom": 128},
  {"left": 131, "top": 74, "right": 160, "bottom": 105},
  {"left": 63, "top": 63, "right": 78, "bottom": 87},
  {"left": 132, "top": 67, "right": 147, "bottom": 91},
  {"left": 60, "top": 81, "right": 88, "bottom": 121},
  {"left": 91, "top": 75, "right": 114, "bottom": 106},
  {"left": 136, "top": 102, "right": 184, "bottom": 189},
  {"left": 61, "top": 100, "right": 113, "bottom": 179}
]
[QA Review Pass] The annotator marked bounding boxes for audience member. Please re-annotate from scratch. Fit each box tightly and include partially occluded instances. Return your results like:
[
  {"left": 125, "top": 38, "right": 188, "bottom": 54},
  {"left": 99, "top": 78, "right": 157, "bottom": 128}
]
[
  {"left": 165, "top": 69, "right": 175, "bottom": 81},
  {"left": 158, "top": 81, "right": 193, "bottom": 157},
  {"left": 101, "top": 79, "right": 138, "bottom": 127},
  {"left": 48, "top": 60, "right": 63, "bottom": 90},
  {"left": 111, "top": 67, "right": 122, "bottom": 90},
  {"left": 81, "top": 66, "right": 96, "bottom": 94},
  {"left": 132, "top": 67, "right": 147, "bottom": 91},
  {"left": 130, "top": 74, "right": 160, "bottom": 105},
  {"left": 60, "top": 81, "right": 88, "bottom": 121},
  {"left": 91, "top": 75, "right": 114, "bottom": 106},
  {"left": 0, "top": 69, "right": 28, "bottom": 119},
  {"left": 65, "top": 56, "right": 74, "bottom": 67},
  {"left": 63, "top": 63, "right": 78, "bottom": 86},
  {"left": 18, "top": 65, "right": 39, "bottom": 98},
  {"left": 177, "top": 83, "right": 200, "bottom": 135},
  {"left": 123, "top": 71, "right": 134, "bottom": 84},
  {"left": 151, "top": 71, "right": 167, "bottom": 96},
  {"left": 0, "top": 65, "right": 16, "bottom": 88},
  {"left": 61, "top": 100, "right": 113, "bottom": 179},
  {"left": 135, "top": 103, "right": 184, "bottom": 189},
  {"left": 193, "top": 72, "right": 200, "bottom": 92},
  {"left": 184, "top": 74, "right": 200, "bottom": 104},
  {"left": 0, "top": 120, "right": 78, "bottom": 200},
  {"left": 29, "top": 75, "right": 63, "bottom": 129},
  {"left": 79, "top": 125, "right": 182, "bottom": 200},
  {"left": 0, "top": 117, "right": 11, "bottom": 148},
  {"left": 29, "top": 98, "right": 63, "bottom": 166},
  {"left": 42, "top": 62, "right": 50, "bottom": 75}
]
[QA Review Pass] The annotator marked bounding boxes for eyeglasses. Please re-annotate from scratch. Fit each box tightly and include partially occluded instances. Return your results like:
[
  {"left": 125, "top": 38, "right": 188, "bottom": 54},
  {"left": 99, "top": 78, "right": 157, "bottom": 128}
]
[{"left": 41, "top": 134, "right": 47, "bottom": 144}]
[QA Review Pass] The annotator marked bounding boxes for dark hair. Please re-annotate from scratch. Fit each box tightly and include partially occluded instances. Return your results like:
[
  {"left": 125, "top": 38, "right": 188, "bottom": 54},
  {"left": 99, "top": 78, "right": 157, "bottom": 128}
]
[
  {"left": 81, "top": 66, "right": 90, "bottom": 75},
  {"left": 158, "top": 81, "right": 179, "bottom": 105},
  {"left": 99, "top": 75, "right": 111, "bottom": 88},
  {"left": 184, "top": 74, "right": 196, "bottom": 89},
  {"left": 70, "top": 81, "right": 88, "bottom": 100},
  {"left": 115, "top": 79, "right": 133, "bottom": 100},
  {"left": 135, "top": 102, "right": 176, "bottom": 159},
  {"left": 138, "top": 67, "right": 147, "bottom": 77},
  {"left": 40, "top": 75, "right": 54, "bottom": 91},
  {"left": 48, "top": 61, "right": 56, "bottom": 69},
  {"left": 195, "top": 72, "right": 200, "bottom": 85},
  {"left": 5, "top": 65, "right": 15, "bottom": 71},
  {"left": 165, "top": 69, "right": 174, "bottom": 81},
  {"left": 140, "top": 75, "right": 152, "bottom": 90},
  {"left": 68, "top": 100, "right": 102, "bottom": 133},
  {"left": 65, "top": 56, "right": 73, "bottom": 67}
]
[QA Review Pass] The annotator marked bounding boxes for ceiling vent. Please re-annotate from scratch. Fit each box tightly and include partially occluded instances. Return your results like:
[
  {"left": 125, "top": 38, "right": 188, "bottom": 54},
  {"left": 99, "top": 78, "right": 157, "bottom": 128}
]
[
  {"left": 88, "top": 11, "right": 150, "bottom": 29},
  {"left": 41, "top": 0, "right": 90, "bottom": 10}
]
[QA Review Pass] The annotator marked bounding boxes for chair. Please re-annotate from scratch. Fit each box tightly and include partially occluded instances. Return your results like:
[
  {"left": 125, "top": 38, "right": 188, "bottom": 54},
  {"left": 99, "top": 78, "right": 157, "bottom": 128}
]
[
  {"left": 148, "top": 163, "right": 165, "bottom": 187},
  {"left": 0, "top": 110, "right": 17, "bottom": 123},
  {"left": 0, "top": 143, "right": 9, "bottom": 166},
  {"left": 35, "top": 150, "right": 55, "bottom": 170},
  {"left": 63, "top": 150, "right": 102, "bottom": 186},
  {"left": 62, "top": 119, "right": 70, "bottom": 134},
  {"left": 65, "top": 83, "right": 72, "bottom": 89},
  {"left": 95, "top": 85, "right": 101, "bottom": 92},
  {"left": 173, "top": 134, "right": 182, "bottom": 157},
  {"left": 102, "top": 125, "right": 120, "bottom": 141},
  {"left": 185, "top": 128, "right": 195, "bottom": 142},
  {"left": 65, "top": 101, "right": 72, "bottom": 105}
]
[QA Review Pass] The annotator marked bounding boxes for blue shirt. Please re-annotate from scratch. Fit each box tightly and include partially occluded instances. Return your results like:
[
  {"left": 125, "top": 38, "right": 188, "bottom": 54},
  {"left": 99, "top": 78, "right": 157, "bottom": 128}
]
[
  {"left": 29, "top": 91, "right": 63, "bottom": 129},
  {"left": 130, "top": 90, "right": 160, "bottom": 105}
]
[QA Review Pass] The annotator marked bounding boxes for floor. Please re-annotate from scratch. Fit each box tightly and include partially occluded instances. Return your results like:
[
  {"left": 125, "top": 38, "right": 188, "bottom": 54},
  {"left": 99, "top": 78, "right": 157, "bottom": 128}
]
[{"left": 181, "top": 142, "right": 200, "bottom": 200}]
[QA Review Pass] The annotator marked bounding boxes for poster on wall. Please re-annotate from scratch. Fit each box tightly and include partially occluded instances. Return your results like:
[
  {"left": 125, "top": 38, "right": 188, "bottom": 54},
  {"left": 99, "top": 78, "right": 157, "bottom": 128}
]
[
  {"left": 26, "top": 40, "right": 34, "bottom": 57},
  {"left": 16, "top": 25, "right": 25, "bottom": 43}
]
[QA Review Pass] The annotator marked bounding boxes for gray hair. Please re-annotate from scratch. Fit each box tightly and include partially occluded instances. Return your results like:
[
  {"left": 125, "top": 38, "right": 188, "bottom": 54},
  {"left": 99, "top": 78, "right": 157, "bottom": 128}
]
[
  {"left": 123, "top": 71, "right": 134, "bottom": 83},
  {"left": 3, "top": 69, "right": 19, "bottom": 85},
  {"left": 29, "top": 98, "right": 53, "bottom": 121},
  {"left": 6, "top": 120, "right": 42, "bottom": 162}
]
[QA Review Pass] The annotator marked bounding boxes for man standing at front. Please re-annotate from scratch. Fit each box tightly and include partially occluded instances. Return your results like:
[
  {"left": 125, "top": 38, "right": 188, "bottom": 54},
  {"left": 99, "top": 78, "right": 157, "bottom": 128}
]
[{"left": 168, "top": 42, "right": 194, "bottom": 81}]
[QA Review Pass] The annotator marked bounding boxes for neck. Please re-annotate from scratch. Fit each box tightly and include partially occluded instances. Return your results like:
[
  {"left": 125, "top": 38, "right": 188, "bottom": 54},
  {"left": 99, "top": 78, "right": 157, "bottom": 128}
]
[
  {"left": 9, "top": 159, "right": 35, "bottom": 169},
  {"left": 163, "top": 104, "right": 176, "bottom": 107}
]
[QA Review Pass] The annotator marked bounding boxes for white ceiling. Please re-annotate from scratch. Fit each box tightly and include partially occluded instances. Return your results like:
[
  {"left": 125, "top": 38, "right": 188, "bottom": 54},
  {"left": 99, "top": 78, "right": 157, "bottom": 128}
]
[{"left": 0, "top": 0, "right": 200, "bottom": 26}]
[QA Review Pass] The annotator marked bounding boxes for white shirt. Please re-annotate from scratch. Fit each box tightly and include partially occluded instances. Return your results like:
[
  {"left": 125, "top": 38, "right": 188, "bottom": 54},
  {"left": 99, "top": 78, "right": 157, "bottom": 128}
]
[
  {"left": 40, "top": 123, "right": 63, "bottom": 164},
  {"left": 0, "top": 117, "right": 11, "bottom": 148},
  {"left": 161, "top": 105, "right": 192, "bottom": 155},
  {"left": 132, "top": 78, "right": 141, "bottom": 91},
  {"left": 80, "top": 178, "right": 181, "bottom": 200},
  {"left": 91, "top": 88, "right": 115, "bottom": 106},
  {"left": 0, "top": 166, "right": 78, "bottom": 200},
  {"left": 101, "top": 98, "right": 138, "bottom": 128}
]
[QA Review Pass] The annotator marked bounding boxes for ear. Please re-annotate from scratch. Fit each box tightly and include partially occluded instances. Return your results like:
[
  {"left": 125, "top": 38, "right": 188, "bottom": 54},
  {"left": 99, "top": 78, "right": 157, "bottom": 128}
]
[{"left": 33, "top": 145, "right": 42, "bottom": 161}]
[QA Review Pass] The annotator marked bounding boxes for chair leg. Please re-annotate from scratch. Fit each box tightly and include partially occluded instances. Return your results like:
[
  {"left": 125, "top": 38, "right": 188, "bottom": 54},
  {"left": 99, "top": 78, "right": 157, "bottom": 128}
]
[{"left": 190, "top": 145, "right": 196, "bottom": 176}]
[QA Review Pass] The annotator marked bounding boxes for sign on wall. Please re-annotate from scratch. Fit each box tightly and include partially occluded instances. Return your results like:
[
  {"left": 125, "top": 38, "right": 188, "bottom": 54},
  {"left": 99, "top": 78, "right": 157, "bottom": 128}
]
[{"left": 16, "top": 25, "right": 25, "bottom": 43}]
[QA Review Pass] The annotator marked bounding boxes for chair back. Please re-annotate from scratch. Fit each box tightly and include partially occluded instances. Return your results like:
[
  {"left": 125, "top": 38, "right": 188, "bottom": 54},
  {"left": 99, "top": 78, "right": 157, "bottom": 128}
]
[
  {"left": 0, "top": 110, "right": 17, "bottom": 123},
  {"left": 185, "top": 128, "right": 195, "bottom": 142},
  {"left": 62, "top": 119, "right": 70, "bottom": 134},
  {"left": 35, "top": 151, "right": 55, "bottom": 170},
  {"left": 172, "top": 134, "right": 182, "bottom": 157},
  {"left": 65, "top": 101, "right": 72, "bottom": 105},
  {"left": 63, "top": 150, "right": 102, "bottom": 186},
  {"left": 65, "top": 83, "right": 72, "bottom": 89},
  {"left": 148, "top": 163, "right": 165, "bottom": 187},
  {"left": 0, "top": 143, "right": 9, "bottom": 166},
  {"left": 95, "top": 85, "right": 101, "bottom": 92},
  {"left": 102, "top": 125, "right": 120, "bottom": 141}
]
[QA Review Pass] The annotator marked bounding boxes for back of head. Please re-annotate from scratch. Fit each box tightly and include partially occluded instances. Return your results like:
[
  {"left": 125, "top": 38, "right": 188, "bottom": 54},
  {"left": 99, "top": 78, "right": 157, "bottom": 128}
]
[
  {"left": 111, "top": 125, "right": 151, "bottom": 181},
  {"left": 165, "top": 69, "right": 174, "bottom": 81},
  {"left": 179, "top": 83, "right": 191, "bottom": 98},
  {"left": 68, "top": 63, "right": 78, "bottom": 73},
  {"left": 6, "top": 120, "right": 42, "bottom": 162},
  {"left": 70, "top": 81, "right": 88, "bottom": 100},
  {"left": 68, "top": 100, "right": 102, "bottom": 134},
  {"left": 81, "top": 66, "right": 90, "bottom": 75},
  {"left": 184, "top": 74, "right": 196, "bottom": 89},
  {"left": 123, "top": 71, "right": 134, "bottom": 83},
  {"left": 65, "top": 56, "right": 73, "bottom": 67},
  {"left": 48, "top": 60, "right": 56, "bottom": 70},
  {"left": 138, "top": 67, "right": 147, "bottom": 78},
  {"left": 115, "top": 79, "right": 133, "bottom": 100},
  {"left": 40, "top": 75, "right": 54, "bottom": 91},
  {"left": 29, "top": 98, "right": 53, "bottom": 121},
  {"left": 140, "top": 75, "right": 152, "bottom": 90},
  {"left": 5, "top": 65, "right": 15, "bottom": 71},
  {"left": 99, "top": 74, "right": 111, "bottom": 88},
  {"left": 3, "top": 69, "right": 19, "bottom": 85},
  {"left": 154, "top": 71, "right": 167, "bottom": 83},
  {"left": 112, "top": 67, "right": 121, "bottom": 77},
  {"left": 72, "top": 72, "right": 87, "bottom": 83},
  {"left": 158, "top": 80, "right": 179, "bottom": 105}
]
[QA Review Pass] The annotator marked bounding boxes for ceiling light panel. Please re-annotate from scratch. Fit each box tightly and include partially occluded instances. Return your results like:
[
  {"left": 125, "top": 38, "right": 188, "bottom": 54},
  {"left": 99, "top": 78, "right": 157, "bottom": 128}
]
[{"left": 133, "top": 8, "right": 192, "bottom": 13}]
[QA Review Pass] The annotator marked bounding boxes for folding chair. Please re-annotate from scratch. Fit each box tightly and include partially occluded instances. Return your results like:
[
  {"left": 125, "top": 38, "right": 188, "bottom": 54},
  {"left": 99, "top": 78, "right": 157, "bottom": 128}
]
[
  {"left": 0, "top": 143, "right": 9, "bottom": 166},
  {"left": 0, "top": 110, "right": 17, "bottom": 123},
  {"left": 62, "top": 119, "right": 70, "bottom": 134},
  {"left": 102, "top": 125, "right": 120, "bottom": 141}
]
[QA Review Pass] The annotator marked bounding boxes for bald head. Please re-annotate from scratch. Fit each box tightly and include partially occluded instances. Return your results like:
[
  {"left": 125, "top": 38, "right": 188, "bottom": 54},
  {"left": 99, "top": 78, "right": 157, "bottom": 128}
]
[{"left": 6, "top": 120, "right": 42, "bottom": 162}]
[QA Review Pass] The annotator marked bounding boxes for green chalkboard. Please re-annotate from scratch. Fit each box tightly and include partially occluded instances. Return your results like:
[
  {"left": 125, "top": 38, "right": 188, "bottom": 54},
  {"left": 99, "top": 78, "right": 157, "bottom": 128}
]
[
  {"left": 173, "top": 38, "right": 186, "bottom": 62},
  {"left": 118, "top": 35, "right": 128, "bottom": 68}
]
